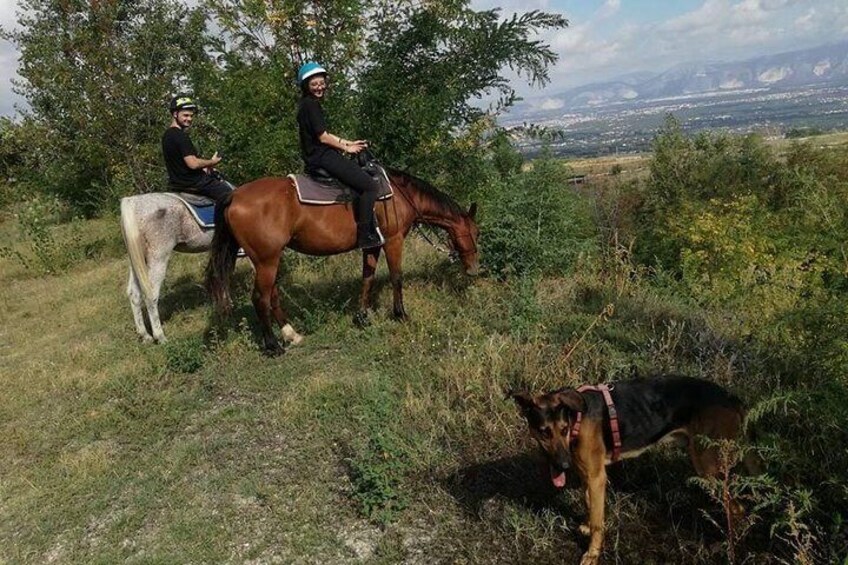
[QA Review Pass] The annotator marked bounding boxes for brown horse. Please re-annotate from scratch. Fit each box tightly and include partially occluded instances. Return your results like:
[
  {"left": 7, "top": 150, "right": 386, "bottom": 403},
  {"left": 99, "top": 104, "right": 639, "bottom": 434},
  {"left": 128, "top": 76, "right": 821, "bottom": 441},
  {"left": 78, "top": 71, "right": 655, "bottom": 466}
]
[{"left": 205, "top": 169, "right": 480, "bottom": 353}]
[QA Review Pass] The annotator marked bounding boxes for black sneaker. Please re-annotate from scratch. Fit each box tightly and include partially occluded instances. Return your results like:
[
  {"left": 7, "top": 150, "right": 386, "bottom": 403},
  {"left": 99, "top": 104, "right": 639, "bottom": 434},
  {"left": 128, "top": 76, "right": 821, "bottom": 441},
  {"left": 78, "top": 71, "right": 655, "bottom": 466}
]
[{"left": 357, "top": 225, "right": 385, "bottom": 249}]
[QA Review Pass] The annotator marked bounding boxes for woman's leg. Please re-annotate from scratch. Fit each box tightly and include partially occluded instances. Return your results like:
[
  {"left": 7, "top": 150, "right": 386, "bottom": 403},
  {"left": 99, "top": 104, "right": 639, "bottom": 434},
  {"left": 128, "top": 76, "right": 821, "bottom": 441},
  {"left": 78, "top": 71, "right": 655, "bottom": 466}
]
[
  {"left": 316, "top": 151, "right": 383, "bottom": 248},
  {"left": 317, "top": 151, "right": 379, "bottom": 224}
]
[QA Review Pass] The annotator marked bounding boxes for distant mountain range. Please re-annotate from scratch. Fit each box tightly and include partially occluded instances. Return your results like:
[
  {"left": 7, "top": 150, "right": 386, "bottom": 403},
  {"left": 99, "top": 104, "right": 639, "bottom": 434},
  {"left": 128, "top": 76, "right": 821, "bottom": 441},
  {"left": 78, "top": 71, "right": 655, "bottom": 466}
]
[{"left": 511, "top": 40, "right": 848, "bottom": 118}]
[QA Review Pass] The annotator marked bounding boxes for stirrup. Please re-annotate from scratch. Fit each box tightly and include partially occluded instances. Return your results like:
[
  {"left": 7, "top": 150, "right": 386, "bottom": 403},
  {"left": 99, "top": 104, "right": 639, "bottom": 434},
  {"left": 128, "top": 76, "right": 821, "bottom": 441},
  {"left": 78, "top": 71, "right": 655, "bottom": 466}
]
[{"left": 357, "top": 226, "right": 385, "bottom": 249}]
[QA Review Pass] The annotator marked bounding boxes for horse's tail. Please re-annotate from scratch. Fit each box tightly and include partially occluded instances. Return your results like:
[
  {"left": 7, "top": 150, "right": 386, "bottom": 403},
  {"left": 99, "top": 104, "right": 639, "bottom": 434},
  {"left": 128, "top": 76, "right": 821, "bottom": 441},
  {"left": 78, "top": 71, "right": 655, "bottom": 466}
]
[
  {"left": 205, "top": 191, "right": 238, "bottom": 315},
  {"left": 120, "top": 197, "right": 153, "bottom": 301}
]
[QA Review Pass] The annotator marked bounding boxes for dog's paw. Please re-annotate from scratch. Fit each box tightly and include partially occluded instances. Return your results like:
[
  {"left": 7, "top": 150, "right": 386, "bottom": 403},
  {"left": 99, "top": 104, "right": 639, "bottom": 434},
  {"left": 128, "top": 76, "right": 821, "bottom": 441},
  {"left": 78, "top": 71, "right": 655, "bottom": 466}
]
[
  {"left": 580, "top": 550, "right": 601, "bottom": 565},
  {"left": 578, "top": 524, "right": 591, "bottom": 537}
]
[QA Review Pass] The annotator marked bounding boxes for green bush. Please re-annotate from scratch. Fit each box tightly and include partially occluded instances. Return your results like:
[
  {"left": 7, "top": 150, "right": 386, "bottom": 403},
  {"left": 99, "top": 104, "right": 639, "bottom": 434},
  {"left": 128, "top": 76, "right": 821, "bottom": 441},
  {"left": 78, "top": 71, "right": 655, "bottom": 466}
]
[
  {"left": 478, "top": 150, "right": 598, "bottom": 278},
  {"left": 0, "top": 196, "right": 89, "bottom": 275}
]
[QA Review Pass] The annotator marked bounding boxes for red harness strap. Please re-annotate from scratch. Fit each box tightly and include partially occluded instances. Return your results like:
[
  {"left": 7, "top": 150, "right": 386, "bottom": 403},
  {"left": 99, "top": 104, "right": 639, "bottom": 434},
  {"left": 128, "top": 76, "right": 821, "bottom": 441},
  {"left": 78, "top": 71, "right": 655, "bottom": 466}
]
[{"left": 569, "top": 384, "right": 622, "bottom": 462}]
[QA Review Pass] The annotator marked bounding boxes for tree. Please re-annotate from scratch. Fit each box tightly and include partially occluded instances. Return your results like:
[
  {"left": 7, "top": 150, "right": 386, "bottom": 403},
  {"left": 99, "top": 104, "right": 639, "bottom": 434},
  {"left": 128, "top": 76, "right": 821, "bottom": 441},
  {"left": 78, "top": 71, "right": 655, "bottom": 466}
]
[
  {"left": 3, "top": 0, "right": 212, "bottom": 214},
  {"left": 359, "top": 3, "right": 567, "bottom": 182},
  {"left": 203, "top": 0, "right": 566, "bottom": 190}
]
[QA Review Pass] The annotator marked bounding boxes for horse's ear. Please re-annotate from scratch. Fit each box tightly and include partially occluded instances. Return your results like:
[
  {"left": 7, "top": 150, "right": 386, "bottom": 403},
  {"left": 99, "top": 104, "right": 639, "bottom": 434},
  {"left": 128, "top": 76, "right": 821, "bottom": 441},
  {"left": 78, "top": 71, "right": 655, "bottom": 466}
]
[{"left": 467, "top": 202, "right": 477, "bottom": 220}]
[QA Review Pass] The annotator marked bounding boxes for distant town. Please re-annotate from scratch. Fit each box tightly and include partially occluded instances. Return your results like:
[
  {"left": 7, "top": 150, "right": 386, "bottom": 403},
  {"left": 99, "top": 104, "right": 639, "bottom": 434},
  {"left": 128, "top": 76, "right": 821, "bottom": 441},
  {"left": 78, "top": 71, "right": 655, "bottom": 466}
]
[
  {"left": 501, "top": 40, "right": 848, "bottom": 158},
  {"left": 504, "top": 83, "right": 848, "bottom": 158}
]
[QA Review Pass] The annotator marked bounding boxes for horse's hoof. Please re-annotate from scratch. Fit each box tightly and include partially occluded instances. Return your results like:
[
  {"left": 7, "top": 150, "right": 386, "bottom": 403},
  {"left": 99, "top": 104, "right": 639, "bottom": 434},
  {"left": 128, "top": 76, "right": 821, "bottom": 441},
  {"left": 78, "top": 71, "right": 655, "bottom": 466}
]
[
  {"left": 281, "top": 323, "right": 304, "bottom": 345},
  {"left": 353, "top": 311, "right": 370, "bottom": 328},
  {"left": 154, "top": 335, "right": 168, "bottom": 344},
  {"left": 140, "top": 334, "right": 155, "bottom": 344},
  {"left": 392, "top": 310, "right": 409, "bottom": 322},
  {"left": 263, "top": 344, "right": 285, "bottom": 357}
]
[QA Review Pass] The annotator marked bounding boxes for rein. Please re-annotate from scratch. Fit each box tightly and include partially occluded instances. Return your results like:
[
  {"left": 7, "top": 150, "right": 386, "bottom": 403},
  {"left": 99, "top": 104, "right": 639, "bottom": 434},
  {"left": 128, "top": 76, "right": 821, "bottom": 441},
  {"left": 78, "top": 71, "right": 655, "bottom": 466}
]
[{"left": 569, "top": 384, "right": 622, "bottom": 462}]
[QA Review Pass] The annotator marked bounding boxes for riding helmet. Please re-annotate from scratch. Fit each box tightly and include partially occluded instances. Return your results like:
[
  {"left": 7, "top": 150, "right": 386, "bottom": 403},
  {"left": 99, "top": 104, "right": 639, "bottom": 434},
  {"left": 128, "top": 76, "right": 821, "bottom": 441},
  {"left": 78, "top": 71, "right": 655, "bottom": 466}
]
[
  {"left": 169, "top": 95, "right": 198, "bottom": 114},
  {"left": 298, "top": 62, "right": 328, "bottom": 86}
]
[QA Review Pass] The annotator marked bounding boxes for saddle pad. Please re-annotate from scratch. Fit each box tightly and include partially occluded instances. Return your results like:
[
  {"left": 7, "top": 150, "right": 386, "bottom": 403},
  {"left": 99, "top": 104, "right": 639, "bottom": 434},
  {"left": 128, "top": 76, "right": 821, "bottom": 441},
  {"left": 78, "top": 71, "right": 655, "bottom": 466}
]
[
  {"left": 289, "top": 167, "right": 393, "bottom": 205},
  {"left": 167, "top": 193, "right": 216, "bottom": 228}
]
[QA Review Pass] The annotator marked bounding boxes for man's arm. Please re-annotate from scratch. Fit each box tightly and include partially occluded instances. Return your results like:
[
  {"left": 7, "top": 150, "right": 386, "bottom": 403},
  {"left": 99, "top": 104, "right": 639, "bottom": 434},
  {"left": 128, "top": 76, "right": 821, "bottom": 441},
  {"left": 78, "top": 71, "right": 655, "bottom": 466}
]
[{"left": 183, "top": 151, "right": 222, "bottom": 170}]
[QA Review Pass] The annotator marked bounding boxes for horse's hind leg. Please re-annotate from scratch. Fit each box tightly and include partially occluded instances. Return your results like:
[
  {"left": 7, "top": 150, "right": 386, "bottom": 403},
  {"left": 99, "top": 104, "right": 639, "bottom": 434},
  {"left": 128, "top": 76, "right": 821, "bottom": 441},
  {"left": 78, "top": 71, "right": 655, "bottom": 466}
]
[
  {"left": 127, "top": 267, "right": 153, "bottom": 343},
  {"left": 145, "top": 248, "right": 173, "bottom": 344},
  {"left": 270, "top": 283, "right": 303, "bottom": 345},
  {"left": 253, "top": 258, "right": 284, "bottom": 354}
]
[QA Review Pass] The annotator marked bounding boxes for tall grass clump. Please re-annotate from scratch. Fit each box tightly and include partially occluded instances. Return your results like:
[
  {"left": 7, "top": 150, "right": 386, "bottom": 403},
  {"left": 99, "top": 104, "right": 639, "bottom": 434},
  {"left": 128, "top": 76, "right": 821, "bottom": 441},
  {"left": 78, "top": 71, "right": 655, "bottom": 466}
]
[{"left": 0, "top": 196, "right": 89, "bottom": 274}]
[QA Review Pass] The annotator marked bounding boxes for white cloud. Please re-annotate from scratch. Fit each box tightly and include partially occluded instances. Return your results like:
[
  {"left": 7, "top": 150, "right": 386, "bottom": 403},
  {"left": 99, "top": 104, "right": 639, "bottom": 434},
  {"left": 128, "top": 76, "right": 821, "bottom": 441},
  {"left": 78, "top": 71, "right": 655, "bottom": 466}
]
[
  {"left": 597, "top": 0, "right": 621, "bottom": 20},
  {"left": 539, "top": 97, "right": 564, "bottom": 111}
]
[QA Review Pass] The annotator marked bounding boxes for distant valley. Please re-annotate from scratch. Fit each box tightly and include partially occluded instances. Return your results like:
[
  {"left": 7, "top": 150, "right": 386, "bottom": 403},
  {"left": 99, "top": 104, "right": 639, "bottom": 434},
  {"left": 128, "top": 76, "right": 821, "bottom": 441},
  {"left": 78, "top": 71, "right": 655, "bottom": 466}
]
[{"left": 504, "top": 41, "right": 848, "bottom": 157}]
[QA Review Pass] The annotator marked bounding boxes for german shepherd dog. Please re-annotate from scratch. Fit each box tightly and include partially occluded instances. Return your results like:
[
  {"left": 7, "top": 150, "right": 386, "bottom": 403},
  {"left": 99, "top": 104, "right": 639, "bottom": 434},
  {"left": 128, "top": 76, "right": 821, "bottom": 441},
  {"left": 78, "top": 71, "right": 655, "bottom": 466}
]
[{"left": 512, "top": 376, "right": 752, "bottom": 564}]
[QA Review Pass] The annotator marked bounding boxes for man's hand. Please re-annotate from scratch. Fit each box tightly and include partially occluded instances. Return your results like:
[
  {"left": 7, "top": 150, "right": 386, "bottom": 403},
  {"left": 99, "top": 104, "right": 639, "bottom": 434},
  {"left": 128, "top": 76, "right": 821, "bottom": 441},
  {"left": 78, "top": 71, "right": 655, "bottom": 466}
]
[
  {"left": 347, "top": 140, "right": 368, "bottom": 155},
  {"left": 185, "top": 151, "right": 223, "bottom": 171}
]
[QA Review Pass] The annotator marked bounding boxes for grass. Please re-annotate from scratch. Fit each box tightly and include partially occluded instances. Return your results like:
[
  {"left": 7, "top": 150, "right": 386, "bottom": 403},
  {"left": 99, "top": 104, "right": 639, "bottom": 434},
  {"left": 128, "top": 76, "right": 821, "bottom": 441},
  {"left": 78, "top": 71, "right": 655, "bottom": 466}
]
[{"left": 0, "top": 194, "right": 823, "bottom": 563}]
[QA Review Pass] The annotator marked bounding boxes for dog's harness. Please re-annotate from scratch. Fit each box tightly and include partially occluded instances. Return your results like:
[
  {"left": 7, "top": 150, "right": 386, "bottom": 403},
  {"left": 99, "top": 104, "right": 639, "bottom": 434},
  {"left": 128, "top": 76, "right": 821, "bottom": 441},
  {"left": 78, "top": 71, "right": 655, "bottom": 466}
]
[{"left": 570, "top": 384, "right": 623, "bottom": 462}]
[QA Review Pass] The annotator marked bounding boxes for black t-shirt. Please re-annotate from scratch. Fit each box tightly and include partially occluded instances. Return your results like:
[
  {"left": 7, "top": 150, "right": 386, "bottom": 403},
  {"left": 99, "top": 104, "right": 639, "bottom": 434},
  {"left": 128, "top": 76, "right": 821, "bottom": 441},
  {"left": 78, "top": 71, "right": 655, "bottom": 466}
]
[
  {"left": 297, "top": 96, "right": 330, "bottom": 166},
  {"left": 162, "top": 127, "right": 207, "bottom": 188}
]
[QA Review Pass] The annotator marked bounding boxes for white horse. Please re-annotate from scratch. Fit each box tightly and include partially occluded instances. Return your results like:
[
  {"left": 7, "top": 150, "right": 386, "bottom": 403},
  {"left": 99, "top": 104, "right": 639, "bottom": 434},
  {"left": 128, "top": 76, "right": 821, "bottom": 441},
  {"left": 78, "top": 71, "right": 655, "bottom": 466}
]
[
  {"left": 119, "top": 192, "right": 304, "bottom": 344},
  {"left": 119, "top": 193, "right": 213, "bottom": 343}
]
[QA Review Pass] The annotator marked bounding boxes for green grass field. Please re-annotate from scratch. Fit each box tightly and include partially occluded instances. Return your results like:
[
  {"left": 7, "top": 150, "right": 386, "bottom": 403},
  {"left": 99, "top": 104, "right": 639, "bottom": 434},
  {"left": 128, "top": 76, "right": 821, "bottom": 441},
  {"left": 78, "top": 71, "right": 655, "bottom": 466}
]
[{"left": 0, "top": 161, "right": 837, "bottom": 563}]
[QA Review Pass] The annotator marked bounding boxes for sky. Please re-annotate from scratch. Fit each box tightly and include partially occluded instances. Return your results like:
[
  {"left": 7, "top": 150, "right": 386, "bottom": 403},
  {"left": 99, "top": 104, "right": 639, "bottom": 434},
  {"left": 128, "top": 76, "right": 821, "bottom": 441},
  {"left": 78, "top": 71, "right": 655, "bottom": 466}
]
[{"left": 1, "top": 0, "right": 847, "bottom": 117}]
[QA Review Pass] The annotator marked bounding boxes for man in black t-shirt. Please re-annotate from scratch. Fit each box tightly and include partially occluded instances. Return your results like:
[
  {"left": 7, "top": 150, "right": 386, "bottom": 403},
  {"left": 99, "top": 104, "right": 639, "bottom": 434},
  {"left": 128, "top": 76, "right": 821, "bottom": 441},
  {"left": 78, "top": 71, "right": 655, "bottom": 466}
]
[{"left": 162, "top": 95, "right": 232, "bottom": 203}]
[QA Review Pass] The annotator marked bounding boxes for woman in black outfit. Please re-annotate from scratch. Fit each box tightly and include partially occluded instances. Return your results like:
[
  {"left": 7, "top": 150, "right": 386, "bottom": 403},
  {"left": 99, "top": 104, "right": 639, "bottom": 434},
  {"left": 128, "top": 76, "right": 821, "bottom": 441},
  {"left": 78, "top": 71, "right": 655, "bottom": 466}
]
[{"left": 296, "top": 62, "right": 384, "bottom": 249}]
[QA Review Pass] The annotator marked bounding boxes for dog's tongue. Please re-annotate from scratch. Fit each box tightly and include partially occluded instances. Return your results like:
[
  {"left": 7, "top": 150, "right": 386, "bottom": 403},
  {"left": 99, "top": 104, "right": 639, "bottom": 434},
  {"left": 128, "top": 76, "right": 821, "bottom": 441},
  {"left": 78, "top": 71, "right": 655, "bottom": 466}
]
[{"left": 551, "top": 468, "right": 566, "bottom": 488}]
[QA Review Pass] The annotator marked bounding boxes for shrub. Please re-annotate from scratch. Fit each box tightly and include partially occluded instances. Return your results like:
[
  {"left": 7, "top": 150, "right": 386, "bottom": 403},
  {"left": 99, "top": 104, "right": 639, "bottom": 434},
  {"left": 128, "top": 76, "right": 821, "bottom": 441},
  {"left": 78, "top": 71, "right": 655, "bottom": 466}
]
[
  {"left": 164, "top": 336, "right": 206, "bottom": 374},
  {"left": 478, "top": 150, "right": 598, "bottom": 278}
]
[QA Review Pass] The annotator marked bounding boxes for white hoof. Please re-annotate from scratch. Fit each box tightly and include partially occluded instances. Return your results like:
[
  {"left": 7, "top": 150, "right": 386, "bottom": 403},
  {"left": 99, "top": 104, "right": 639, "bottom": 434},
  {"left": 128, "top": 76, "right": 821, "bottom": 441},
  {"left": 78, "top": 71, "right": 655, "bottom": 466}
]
[{"left": 281, "top": 324, "right": 304, "bottom": 345}]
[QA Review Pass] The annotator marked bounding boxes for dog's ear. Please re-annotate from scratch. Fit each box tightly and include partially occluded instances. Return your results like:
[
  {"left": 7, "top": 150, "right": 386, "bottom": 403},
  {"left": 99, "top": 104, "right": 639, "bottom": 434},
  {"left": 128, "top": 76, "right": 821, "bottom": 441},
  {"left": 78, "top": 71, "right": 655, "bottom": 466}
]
[
  {"left": 511, "top": 391, "right": 536, "bottom": 416},
  {"left": 554, "top": 390, "right": 586, "bottom": 413}
]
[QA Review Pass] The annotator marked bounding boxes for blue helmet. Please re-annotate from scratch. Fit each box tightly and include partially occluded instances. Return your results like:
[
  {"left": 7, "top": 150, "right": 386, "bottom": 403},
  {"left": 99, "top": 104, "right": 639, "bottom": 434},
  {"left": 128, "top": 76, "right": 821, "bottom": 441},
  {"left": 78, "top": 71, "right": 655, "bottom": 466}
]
[{"left": 298, "top": 62, "right": 328, "bottom": 85}]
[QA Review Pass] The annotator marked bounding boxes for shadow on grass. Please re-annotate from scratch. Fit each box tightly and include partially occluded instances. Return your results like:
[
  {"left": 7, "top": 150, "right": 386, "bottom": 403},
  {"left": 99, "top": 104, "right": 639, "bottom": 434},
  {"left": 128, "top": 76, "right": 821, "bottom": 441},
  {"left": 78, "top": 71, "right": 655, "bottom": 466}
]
[
  {"left": 205, "top": 252, "right": 476, "bottom": 345},
  {"left": 442, "top": 453, "right": 574, "bottom": 517},
  {"left": 159, "top": 274, "right": 210, "bottom": 322}
]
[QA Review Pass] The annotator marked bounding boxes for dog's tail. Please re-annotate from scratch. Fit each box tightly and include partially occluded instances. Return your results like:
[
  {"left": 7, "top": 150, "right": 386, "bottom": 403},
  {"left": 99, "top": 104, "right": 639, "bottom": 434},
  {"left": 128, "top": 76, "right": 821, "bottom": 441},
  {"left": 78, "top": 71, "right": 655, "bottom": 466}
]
[{"left": 739, "top": 405, "right": 764, "bottom": 475}]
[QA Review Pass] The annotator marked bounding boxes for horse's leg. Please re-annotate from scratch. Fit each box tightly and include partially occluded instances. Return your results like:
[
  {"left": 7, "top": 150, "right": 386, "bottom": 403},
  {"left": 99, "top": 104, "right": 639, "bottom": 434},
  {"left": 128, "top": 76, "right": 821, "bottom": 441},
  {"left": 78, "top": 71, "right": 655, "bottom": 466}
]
[
  {"left": 355, "top": 246, "right": 382, "bottom": 327},
  {"left": 253, "top": 257, "right": 284, "bottom": 355},
  {"left": 383, "top": 237, "right": 408, "bottom": 320},
  {"left": 269, "top": 271, "right": 303, "bottom": 345},
  {"left": 144, "top": 247, "right": 173, "bottom": 344},
  {"left": 127, "top": 267, "right": 153, "bottom": 343}
]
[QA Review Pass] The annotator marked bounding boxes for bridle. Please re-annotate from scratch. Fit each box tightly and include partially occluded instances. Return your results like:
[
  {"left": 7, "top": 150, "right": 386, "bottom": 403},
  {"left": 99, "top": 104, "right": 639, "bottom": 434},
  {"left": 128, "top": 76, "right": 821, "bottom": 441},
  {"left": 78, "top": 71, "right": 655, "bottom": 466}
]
[{"left": 451, "top": 229, "right": 478, "bottom": 260}]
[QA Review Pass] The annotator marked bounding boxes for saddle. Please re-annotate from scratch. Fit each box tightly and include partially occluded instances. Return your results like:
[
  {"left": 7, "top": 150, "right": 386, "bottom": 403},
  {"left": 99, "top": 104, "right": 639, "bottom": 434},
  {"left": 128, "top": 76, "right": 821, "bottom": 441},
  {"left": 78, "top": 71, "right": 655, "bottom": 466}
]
[
  {"left": 293, "top": 151, "right": 393, "bottom": 205},
  {"left": 168, "top": 192, "right": 215, "bottom": 227}
]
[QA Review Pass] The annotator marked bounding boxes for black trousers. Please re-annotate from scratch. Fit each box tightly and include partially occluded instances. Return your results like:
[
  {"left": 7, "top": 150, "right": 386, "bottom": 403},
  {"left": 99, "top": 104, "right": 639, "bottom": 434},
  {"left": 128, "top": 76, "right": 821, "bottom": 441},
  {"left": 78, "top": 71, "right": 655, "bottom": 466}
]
[
  {"left": 314, "top": 150, "right": 378, "bottom": 224},
  {"left": 191, "top": 176, "right": 233, "bottom": 203}
]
